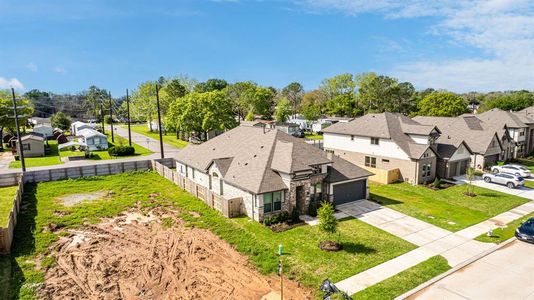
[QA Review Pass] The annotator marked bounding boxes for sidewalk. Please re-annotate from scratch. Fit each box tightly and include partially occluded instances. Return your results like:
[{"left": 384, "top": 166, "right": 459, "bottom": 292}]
[
  {"left": 109, "top": 125, "right": 181, "bottom": 157},
  {"left": 333, "top": 199, "right": 531, "bottom": 295}
]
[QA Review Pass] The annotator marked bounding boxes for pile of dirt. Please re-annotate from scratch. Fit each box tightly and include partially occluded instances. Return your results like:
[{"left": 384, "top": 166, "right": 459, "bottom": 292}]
[{"left": 39, "top": 208, "right": 312, "bottom": 299}]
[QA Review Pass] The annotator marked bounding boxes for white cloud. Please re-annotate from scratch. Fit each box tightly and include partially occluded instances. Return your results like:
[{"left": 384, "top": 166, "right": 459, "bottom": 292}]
[
  {"left": 53, "top": 66, "right": 66, "bottom": 74},
  {"left": 25, "top": 62, "right": 38, "bottom": 72},
  {"left": 298, "top": 0, "right": 534, "bottom": 92},
  {"left": 0, "top": 77, "right": 25, "bottom": 90}
]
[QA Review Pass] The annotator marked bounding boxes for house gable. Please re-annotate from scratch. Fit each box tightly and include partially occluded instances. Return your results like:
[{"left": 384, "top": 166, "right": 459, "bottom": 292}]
[{"left": 323, "top": 132, "right": 411, "bottom": 160}]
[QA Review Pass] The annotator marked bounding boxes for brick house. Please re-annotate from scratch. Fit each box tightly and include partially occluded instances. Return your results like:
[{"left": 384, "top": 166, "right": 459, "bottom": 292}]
[{"left": 175, "top": 124, "right": 372, "bottom": 222}]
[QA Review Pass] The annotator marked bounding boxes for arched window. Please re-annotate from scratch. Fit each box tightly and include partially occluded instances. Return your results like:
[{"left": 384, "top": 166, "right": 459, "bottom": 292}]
[{"left": 212, "top": 172, "right": 219, "bottom": 177}]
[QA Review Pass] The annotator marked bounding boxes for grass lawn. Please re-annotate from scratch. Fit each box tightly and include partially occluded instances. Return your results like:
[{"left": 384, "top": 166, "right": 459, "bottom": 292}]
[
  {"left": 9, "top": 141, "right": 62, "bottom": 169},
  {"left": 352, "top": 256, "right": 450, "bottom": 300},
  {"left": 370, "top": 182, "right": 530, "bottom": 232},
  {"left": 475, "top": 211, "right": 534, "bottom": 243},
  {"left": 9, "top": 136, "right": 152, "bottom": 168},
  {"left": 1, "top": 171, "right": 416, "bottom": 299},
  {"left": 127, "top": 124, "right": 188, "bottom": 149},
  {"left": 304, "top": 132, "right": 323, "bottom": 140},
  {"left": 0, "top": 186, "right": 18, "bottom": 227}
]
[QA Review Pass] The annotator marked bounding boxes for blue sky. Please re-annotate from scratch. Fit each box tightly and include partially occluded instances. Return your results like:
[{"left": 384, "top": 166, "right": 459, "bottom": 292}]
[{"left": 1, "top": 0, "right": 533, "bottom": 96}]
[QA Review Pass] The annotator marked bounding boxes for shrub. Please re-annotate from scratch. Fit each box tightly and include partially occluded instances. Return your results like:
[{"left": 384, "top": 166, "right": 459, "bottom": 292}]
[
  {"left": 262, "top": 211, "right": 290, "bottom": 226},
  {"left": 107, "top": 145, "right": 135, "bottom": 156},
  {"left": 290, "top": 206, "right": 300, "bottom": 223},
  {"left": 308, "top": 199, "right": 317, "bottom": 217},
  {"left": 432, "top": 178, "right": 441, "bottom": 189},
  {"left": 318, "top": 201, "right": 338, "bottom": 240}
]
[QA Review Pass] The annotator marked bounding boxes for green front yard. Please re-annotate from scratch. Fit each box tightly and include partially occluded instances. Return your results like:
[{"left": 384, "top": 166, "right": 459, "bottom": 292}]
[
  {"left": 475, "top": 211, "right": 534, "bottom": 243},
  {"left": 370, "top": 182, "right": 529, "bottom": 232},
  {"left": 304, "top": 133, "right": 324, "bottom": 140},
  {"left": 0, "top": 186, "right": 18, "bottom": 227},
  {"left": 9, "top": 136, "right": 152, "bottom": 168},
  {"left": 352, "top": 255, "right": 450, "bottom": 300},
  {"left": 1, "top": 171, "right": 417, "bottom": 299},
  {"left": 127, "top": 124, "right": 189, "bottom": 149}
]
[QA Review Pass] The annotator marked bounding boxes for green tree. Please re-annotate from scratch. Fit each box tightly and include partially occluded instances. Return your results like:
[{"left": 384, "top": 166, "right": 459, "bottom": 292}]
[
  {"left": 225, "top": 81, "right": 257, "bottom": 120},
  {"left": 84, "top": 86, "right": 109, "bottom": 120},
  {"left": 25, "top": 89, "right": 54, "bottom": 117},
  {"left": 281, "top": 82, "right": 304, "bottom": 114},
  {"left": 243, "top": 86, "right": 275, "bottom": 118},
  {"left": 274, "top": 97, "right": 292, "bottom": 122},
  {"left": 318, "top": 201, "right": 338, "bottom": 241},
  {"left": 51, "top": 112, "right": 72, "bottom": 130},
  {"left": 418, "top": 91, "right": 468, "bottom": 117},
  {"left": 319, "top": 73, "right": 360, "bottom": 116},
  {"left": 194, "top": 78, "right": 228, "bottom": 93},
  {"left": 131, "top": 81, "right": 158, "bottom": 131},
  {"left": 300, "top": 90, "right": 326, "bottom": 121},
  {"left": 359, "top": 75, "right": 416, "bottom": 114},
  {"left": 0, "top": 90, "right": 34, "bottom": 150},
  {"left": 479, "top": 91, "right": 534, "bottom": 112}
]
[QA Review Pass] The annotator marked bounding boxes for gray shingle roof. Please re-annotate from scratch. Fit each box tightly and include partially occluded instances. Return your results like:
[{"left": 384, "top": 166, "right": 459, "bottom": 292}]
[
  {"left": 176, "top": 125, "right": 365, "bottom": 194},
  {"left": 477, "top": 108, "right": 530, "bottom": 128},
  {"left": 414, "top": 116, "right": 502, "bottom": 155},
  {"left": 325, "top": 155, "right": 374, "bottom": 183},
  {"left": 324, "top": 112, "right": 438, "bottom": 159}
]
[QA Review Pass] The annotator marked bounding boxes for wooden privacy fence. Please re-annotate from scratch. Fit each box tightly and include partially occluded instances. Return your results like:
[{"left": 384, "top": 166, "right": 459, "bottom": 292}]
[
  {"left": 0, "top": 176, "right": 24, "bottom": 253},
  {"left": 153, "top": 160, "right": 243, "bottom": 218},
  {"left": 364, "top": 166, "right": 400, "bottom": 184}
]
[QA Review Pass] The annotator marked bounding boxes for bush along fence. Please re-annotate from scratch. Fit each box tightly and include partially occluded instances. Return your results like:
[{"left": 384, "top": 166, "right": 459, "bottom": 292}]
[
  {"left": 0, "top": 175, "right": 24, "bottom": 253},
  {"left": 152, "top": 159, "right": 243, "bottom": 218}
]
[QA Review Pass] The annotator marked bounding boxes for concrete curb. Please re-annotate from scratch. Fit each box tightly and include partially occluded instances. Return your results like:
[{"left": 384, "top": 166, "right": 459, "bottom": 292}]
[{"left": 394, "top": 237, "right": 517, "bottom": 300}]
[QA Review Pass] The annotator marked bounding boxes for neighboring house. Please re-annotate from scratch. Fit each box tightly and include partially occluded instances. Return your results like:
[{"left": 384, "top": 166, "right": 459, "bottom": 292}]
[
  {"left": 33, "top": 124, "right": 54, "bottom": 139},
  {"left": 414, "top": 116, "right": 506, "bottom": 170},
  {"left": 312, "top": 117, "right": 354, "bottom": 134},
  {"left": 147, "top": 120, "right": 164, "bottom": 132},
  {"left": 476, "top": 108, "right": 534, "bottom": 157},
  {"left": 288, "top": 114, "right": 311, "bottom": 130},
  {"left": 175, "top": 125, "right": 373, "bottom": 222},
  {"left": 274, "top": 122, "right": 301, "bottom": 136},
  {"left": 71, "top": 121, "right": 96, "bottom": 136},
  {"left": 434, "top": 137, "right": 473, "bottom": 178},
  {"left": 323, "top": 112, "right": 440, "bottom": 185},
  {"left": 28, "top": 117, "right": 51, "bottom": 126},
  {"left": 77, "top": 128, "right": 108, "bottom": 151},
  {"left": 14, "top": 133, "right": 46, "bottom": 158}
]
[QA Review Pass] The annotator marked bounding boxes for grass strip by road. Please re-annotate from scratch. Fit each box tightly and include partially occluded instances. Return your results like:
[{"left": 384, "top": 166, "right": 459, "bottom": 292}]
[
  {"left": 127, "top": 124, "right": 189, "bottom": 149},
  {"left": 0, "top": 186, "right": 18, "bottom": 227},
  {"left": 475, "top": 212, "right": 534, "bottom": 243},
  {"left": 3, "top": 171, "right": 416, "bottom": 298},
  {"left": 370, "top": 182, "right": 529, "bottom": 232},
  {"left": 352, "top": 255, "right": 450, "bottom": 300}
]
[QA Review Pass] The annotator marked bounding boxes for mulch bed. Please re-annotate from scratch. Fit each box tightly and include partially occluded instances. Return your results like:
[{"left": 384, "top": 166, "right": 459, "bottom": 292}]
[
  {"left": 269, "top": 221, "right": 305, "bottom": 233},
  {"left": 319, "top": 240, "right": 342, "bottom": 252}
]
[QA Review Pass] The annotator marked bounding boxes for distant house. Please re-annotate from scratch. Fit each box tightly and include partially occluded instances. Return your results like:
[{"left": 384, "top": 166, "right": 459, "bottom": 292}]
[
  {"left": 147, "top": 120, "right": 163, "bottom": 132},
  {"left": 77, "top": 129, "right": 108, "bottom": 151},
  {"left": 175, "top": 125, "right": 372, "bottom": 222},
  {"left": 33, "top": 124, "right": 54, "bottom": 139},
  {"left": 71, "top": 121, "right": 96, "bottom": 136},
  {"left": 288, "top": 114, "right": 311, "bottom": 130},
  {"left": 312, "top": 117, "right": 354, "bottom": 134},
  {"left": 415, "top": 116, "right": 510, "bottom": 169},
  {"left": 28, "top": 117, "right": 51, "bottom": 126},
  {"left": 323, "top": 112, "right": 440, "bottom": 185},
  {"left": 56, "top": 133, "right": 69, "bottom": 144},
  {"left": 274, "top": 122, "right": 301, "bottom": 136},
  {"left": 14, "top": 134, "right": 46, "bottom": 158},
  {"left": 476, "top": 108, "right": 534, "bottom": 157}
]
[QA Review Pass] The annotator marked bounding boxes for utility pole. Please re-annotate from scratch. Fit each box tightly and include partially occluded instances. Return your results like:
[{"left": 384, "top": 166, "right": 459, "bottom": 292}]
[
  {"left": 109, "top": 92, "right": 114, "bottom": 143},
  {"left": 155, "top": 84, "right": 164, "bottom": 159},
  {"left": 11, "top": 88, "right": 26, "bottom": 172},
  {"left": 126, "top": 89, "right": 132, "bottom": 146},
  {"left": 100, "top": 101, "right": 105, "bottom": 135}
]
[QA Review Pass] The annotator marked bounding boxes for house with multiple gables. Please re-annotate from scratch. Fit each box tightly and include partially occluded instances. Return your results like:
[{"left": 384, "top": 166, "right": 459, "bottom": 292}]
[
  {"left": 322, "top": 112, "right": 441, "bottom": 185},
  {"left": 175, "top": 124, "right": 372, "bottom": 222}
]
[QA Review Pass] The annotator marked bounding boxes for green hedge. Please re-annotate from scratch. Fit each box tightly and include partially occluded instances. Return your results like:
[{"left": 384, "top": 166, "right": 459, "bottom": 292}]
[{"left": 107, "top": 145, "right": 135, "bottom": 156}]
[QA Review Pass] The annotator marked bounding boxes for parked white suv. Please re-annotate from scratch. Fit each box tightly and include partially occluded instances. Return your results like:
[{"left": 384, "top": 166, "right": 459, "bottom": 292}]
[
  {"left": 483, "top": 172, "right": 525, "bottom": 189},
  {"left": 491, "top": 164, "right": 531, "bottom": 178}
]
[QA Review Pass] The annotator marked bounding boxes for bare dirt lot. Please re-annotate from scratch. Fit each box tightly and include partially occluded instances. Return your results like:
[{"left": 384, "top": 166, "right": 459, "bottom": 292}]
[{"left": 38, "top": 207, "right": 312, "bottom": 300}]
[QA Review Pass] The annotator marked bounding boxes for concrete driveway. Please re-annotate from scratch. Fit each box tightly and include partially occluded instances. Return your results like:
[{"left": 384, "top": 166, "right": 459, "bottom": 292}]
[
  {"left": 455, "top": 175, "right": 534, "bottom": 200},
  {"left": 408, "top": 240, "right": 534, "bottom": 300}
]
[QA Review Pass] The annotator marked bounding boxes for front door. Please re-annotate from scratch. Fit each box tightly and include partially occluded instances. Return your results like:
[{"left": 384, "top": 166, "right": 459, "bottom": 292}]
[{"left": 296, "top": 186, "right": 306, "bottom": 213}]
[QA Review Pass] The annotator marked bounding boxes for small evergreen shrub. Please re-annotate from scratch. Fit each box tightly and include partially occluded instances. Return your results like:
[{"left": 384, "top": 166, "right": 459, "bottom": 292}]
[
  {"left": 308, "top": 200, "right": 317, "bottom": 217},
  {"left": 262, "top": 211, "right": 290, "bottom": 226},
  {"left": 108, "top": 145, "right": 135, "bottom": 156}
]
